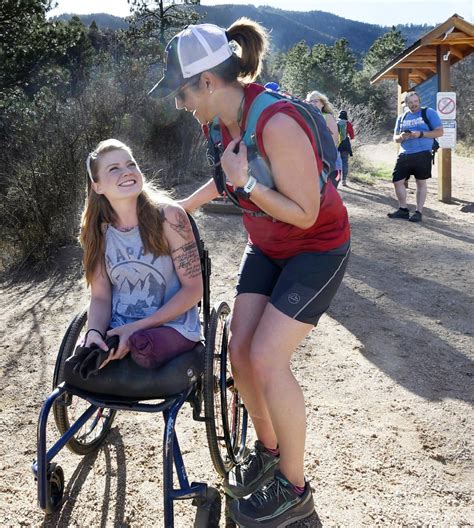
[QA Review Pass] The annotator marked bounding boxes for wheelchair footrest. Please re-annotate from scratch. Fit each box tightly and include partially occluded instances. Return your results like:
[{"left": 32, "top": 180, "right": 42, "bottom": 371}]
[{"left": 172, "top": 482, "right": 207, "bottom": 501}]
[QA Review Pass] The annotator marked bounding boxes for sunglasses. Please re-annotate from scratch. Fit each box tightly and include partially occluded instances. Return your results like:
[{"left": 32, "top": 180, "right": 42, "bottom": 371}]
[{"left": 175, "top": 75, "right": 202, "bottom": 103}]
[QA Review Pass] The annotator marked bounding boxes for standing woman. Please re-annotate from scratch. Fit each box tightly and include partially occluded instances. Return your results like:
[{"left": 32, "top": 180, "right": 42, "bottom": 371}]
[
  {"left": 150, "top": 20, "right": 350, "bottom": 527},
  {"left": 306, "top": 90, "right": 339, "bottom": 146},
  {"left": 80, "top": 139, "right": 203, "bottom": 371},
  {"left": 307, "top": 90, "right": 343, "bottom": 186}
]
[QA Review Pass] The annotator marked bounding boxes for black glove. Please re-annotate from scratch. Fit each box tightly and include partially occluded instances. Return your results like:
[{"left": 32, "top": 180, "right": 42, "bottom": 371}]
[{"left": 66, "top": 335, "right": 120, "bottom": 380}]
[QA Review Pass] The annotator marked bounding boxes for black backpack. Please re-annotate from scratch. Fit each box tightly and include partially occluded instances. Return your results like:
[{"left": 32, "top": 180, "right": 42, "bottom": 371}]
[{"left": 400, "top": 107, "right": 440, "bottom": 164}]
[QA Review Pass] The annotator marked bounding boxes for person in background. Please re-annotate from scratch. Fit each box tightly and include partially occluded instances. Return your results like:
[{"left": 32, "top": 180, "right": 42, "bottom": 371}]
[
  {"left": 388, "top": 91, "right": 443, "bottom": 222},
  {"left": 149, "top": 19, "right": 350, "bottom": 527},
  {"left": 307, "top": 90, "right": 343, "bottom": 185},
  {"left": 337, "top": 110, "right": 355, "bottom": 186},
  {"left": 306, "top": 90, "right": 339, "bottom": 146}
]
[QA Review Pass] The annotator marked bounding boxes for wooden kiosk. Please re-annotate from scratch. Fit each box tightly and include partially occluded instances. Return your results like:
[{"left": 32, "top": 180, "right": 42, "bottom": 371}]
[{"left": 370, "top": 14, "right": 473, "bottom": 202}]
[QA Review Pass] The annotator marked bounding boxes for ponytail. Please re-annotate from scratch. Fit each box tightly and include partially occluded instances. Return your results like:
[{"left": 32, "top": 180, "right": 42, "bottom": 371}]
[{"left": 210, "top": 18, "right": 269, "bottom": 84}]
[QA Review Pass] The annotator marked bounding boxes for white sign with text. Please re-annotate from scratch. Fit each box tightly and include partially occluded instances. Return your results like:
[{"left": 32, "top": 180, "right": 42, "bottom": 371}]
[{"left": 438, "top": 120, "right": 456, "bottom": 149}]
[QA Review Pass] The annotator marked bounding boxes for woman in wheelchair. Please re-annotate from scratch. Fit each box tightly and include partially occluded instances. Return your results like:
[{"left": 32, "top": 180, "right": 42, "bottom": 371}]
[
  {"left": 34, "top": 137, "right": 241, "bottom": 526},
  {"left": 81, "top": 138, "right": 203, "bottom": 370},
  {"left": 150, "top": 19, "right": 351, "bottom": 528}
]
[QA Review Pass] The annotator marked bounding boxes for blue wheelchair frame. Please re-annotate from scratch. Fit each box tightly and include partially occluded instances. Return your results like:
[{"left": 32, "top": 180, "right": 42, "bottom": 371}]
[{"left": 34, "top": 383, "right": 207, "bottom": 526}]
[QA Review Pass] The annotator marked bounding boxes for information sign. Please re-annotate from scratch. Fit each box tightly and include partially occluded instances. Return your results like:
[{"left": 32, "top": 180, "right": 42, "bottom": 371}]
[{"left": 438, "top": 120, "right": 456, "bottom": 149}]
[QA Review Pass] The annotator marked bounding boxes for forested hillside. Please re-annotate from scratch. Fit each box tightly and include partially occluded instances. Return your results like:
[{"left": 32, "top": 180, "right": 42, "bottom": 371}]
[{"left": 54, "top": 5, "right": 432, "bottom": 55}]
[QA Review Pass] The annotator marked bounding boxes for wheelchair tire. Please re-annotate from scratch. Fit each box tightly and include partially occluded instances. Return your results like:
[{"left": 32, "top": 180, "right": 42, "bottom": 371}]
[
  {"left": 44, "top": 463, "right": 64, "bottom": 514},
  {"left": 203, "top": 302, "right": 248, "bottom": 477},
  {"left": 193, "top": 486, "right": 221, "bottom": 528},
  {"left": 53, "top": 309, "right": 116, "bottom": 455}
]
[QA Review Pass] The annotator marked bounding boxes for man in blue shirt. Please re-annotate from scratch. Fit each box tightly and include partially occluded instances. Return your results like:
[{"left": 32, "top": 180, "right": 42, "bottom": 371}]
[{"left": 388, "top": 91, "right": 443, "bottom": 222}]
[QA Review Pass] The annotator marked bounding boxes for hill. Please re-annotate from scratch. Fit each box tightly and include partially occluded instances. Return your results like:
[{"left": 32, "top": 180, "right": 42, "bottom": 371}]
[{"left": 53, "top": 5, "right": 432, "bottom": 55}]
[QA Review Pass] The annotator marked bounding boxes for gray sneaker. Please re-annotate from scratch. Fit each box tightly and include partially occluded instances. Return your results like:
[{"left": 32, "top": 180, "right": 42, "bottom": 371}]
[
  {"left": 224, "top": 441, "right": 280, "bottom": 499},
  {"left": 229, "top": 470, "right": 316, "bottom": 527}
]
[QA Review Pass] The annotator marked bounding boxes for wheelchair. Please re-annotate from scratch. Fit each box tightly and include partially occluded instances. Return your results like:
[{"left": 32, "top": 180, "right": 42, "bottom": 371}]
[{"left": 32, "top": 216, "right": 249, "bottom": 527}]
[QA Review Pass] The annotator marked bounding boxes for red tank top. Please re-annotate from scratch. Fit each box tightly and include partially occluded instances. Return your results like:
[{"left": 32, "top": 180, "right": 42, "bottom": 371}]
[{"left": 219, "top": 84, "right": 350, "bottom": 259}]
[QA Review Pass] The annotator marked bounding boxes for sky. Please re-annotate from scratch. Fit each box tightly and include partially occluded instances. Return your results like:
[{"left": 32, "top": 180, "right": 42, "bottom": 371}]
[{"left": 48, "top": 0, "right": 473, "bottom": 27}]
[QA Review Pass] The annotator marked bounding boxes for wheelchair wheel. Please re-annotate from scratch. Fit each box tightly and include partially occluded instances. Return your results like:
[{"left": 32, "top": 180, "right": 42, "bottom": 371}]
[
  {"left": 193, "top": 486, "right": 221, "bottom": 528},
  {"left": 204, "top": 302, "right": 248, "bottom": 477},
  {"left": 44, "top": 463, "right": 64, "bottom": 514},
  {"left": 53, "top": 309, "right": 116, "bottom": 455}
]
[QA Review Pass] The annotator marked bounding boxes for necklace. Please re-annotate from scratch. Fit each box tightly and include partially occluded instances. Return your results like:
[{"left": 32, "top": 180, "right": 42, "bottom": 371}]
[
  {"left": 236, "top": 93, "right": 246, "bottom": 133},
  {"left": 114, "top": 224, "right": 137, "bottom": 232}
]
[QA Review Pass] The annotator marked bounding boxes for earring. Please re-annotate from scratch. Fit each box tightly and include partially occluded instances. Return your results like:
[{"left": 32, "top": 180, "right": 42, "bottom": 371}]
[{"left": 209, "top": 90, "right": 213, "bottom": 94}]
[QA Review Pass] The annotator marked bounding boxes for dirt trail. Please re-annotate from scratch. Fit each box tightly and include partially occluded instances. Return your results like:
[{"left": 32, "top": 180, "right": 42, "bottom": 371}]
[{"left": 0, "top": 143, "right": 472, "bottom": 527}]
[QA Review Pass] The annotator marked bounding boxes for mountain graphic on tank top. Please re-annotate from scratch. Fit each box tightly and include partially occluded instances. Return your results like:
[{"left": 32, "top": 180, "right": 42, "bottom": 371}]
[{"left": 111, "top": 265, "right": 167, "bottom": 318}]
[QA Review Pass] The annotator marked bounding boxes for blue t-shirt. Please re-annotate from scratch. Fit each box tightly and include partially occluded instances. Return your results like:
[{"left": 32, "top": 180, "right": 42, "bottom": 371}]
[{"left": 394, "top": 107, "right": 442, "bottom": 155}]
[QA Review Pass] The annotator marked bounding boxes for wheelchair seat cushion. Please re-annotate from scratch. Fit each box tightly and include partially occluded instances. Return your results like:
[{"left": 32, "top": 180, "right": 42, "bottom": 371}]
[{"left": 63, "top": 342, "right": 204, "bottom": 400}]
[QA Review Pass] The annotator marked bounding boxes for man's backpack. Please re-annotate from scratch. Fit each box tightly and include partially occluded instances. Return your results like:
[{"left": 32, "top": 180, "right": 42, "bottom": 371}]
[
  {"left": 400, "top": 106, "right": 440, "bottom": 164},
  {"left": 207, "top": 90, "right": 339, "bottom": 209}
]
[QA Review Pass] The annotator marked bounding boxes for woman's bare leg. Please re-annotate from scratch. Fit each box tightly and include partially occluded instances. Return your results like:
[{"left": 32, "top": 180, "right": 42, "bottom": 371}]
[
  {"left": 229, "top": 293, "right": 278, "bottom": 448},
  {"left": 249, "top": 304, "right": 313, "bottom": 487}
]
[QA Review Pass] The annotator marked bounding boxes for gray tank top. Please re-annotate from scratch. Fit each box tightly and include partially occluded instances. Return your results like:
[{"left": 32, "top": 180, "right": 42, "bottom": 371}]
[{"left": 104, "top": 225, "right": 201, "bottom": 341}]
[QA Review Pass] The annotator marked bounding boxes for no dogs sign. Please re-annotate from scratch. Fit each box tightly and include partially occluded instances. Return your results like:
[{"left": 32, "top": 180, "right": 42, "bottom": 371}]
[{"left": 436, "top": 92, "right": 456, "bottom": 120}]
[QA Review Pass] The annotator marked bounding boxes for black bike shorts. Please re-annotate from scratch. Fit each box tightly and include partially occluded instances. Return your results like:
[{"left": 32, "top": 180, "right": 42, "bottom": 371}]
[
  {"left": 236, "top": 242, "right": 350, "bottom": 326},
  {"left": 392, "top": 151, "right": 432, "bottom": 182}
]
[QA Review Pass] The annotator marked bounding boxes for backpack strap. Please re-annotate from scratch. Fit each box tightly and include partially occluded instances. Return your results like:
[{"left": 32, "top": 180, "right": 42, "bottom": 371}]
[
  {"left": 207, "top": 118, "right": 269, "bottom": 212},
  {"left": 398, "top": 111, "right": 409, "bottom": 133},
  {"left": 421, "top": 107, "right": 433, "bottom": 130},
  {"left": 241, "top": 91, "right": 277, "bottom": 146}
]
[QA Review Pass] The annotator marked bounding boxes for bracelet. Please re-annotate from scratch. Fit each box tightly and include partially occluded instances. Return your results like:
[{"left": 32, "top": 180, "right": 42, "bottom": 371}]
[
  {"left": 419, "top": 131, "right": 424, "bottom": 138},
  {"left": 84, "top": 328, "right": 105, "bottom": 341}
]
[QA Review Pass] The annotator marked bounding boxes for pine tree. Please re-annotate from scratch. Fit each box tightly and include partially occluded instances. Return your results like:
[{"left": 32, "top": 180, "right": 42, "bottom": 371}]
[
  {"left": 280, "top": 41, "right": 312, "bottom": 97},
  {"left": 128, "top": 0, "right": 200, "bottom": 45},
  {"left": 363, "top": 27, "right": 406, "bottom": 77}
]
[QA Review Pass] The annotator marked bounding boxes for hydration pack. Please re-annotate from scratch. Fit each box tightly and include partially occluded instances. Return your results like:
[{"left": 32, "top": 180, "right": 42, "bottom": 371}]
[{"left": 207, "top": 89, "right": 339, "bottom": 209}]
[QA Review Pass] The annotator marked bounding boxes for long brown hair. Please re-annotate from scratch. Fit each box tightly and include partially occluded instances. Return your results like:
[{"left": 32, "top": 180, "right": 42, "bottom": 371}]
[{"left": 80, "top": 139, "right": 171, "bottom": 285}]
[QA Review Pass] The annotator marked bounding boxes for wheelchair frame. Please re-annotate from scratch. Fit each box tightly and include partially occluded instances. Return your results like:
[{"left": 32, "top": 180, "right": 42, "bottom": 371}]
[{"left": 32, "top": 216, "right": 248, "bottom": 527}]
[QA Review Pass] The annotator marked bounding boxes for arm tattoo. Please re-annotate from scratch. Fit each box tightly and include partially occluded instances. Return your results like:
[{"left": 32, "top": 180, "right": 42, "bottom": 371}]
[
  {"left": 165, "top": 209, "right": 193, "bottom": 241},
  {"left": 172, "top": 241, "right": 201, "bottom": 279}
]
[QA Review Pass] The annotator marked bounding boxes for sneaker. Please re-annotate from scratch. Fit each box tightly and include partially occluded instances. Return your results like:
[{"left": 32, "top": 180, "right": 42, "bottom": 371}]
[
  {"left": 224, "top": 441, "right": 280, "bottom": 499},
  {"left": 387, "top": 207, "right": 409, "bottom": 219},
  {"left": 342, "top": 181, "right": 348, "bottom": 187},
  {"left": 229, "top": 470, "right": 315, "bottom": 527},
  {"left": 408, "top": 210, "right": 422, "bottom": 222}
]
